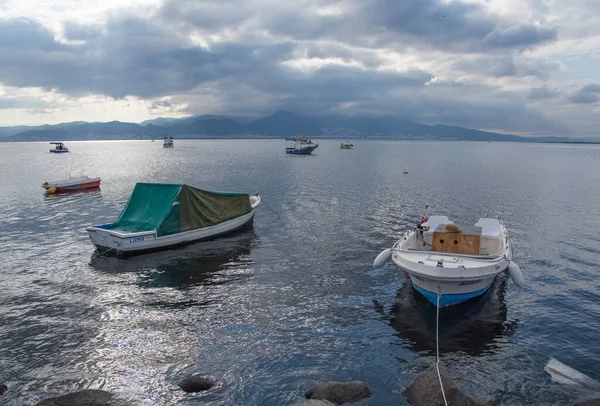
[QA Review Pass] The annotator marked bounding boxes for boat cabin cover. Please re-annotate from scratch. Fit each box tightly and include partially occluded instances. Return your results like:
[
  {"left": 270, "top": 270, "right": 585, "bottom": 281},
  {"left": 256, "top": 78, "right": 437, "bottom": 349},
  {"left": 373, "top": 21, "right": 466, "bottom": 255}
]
[{"left": 111, "top": 183, "right": 252, "bottom": 236}]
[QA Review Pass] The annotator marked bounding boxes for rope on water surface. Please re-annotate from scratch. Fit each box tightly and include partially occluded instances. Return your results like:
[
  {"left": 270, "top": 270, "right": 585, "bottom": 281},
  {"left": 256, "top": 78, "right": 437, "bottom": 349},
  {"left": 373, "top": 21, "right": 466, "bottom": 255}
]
[
  {"left": 436, "top": 291, "right": 449, "bottom": 406},
  {"left": 260, "top": 198, "right": 281, "bottom": 219}
]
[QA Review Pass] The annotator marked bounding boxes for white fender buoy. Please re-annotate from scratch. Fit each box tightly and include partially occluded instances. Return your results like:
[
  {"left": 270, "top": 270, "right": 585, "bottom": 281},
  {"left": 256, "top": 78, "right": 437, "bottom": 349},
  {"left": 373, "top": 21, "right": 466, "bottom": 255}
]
[
  {"left": 508, "top": 261, "right": 524, "bottom": 287},
  {"left": 373, "top": 248, "right": 392, "bottom": 268}
]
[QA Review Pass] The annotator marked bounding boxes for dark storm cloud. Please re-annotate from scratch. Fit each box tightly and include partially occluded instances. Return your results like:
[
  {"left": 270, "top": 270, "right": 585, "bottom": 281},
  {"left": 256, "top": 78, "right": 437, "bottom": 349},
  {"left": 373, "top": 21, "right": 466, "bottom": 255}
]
[
  {"left": 256, "top": 64, "right": 431, "bottom": 97},
  {"left": 63, "top": 22, "right": 102, "bottom": 41},
  {"left": 150, "top": 100, "right": 172, "bottom": 110},
  {"left": 0, "top": 16, "right": 297, "bottom": 98},
  {"left": 405, "top": 97, "right": 561, "bottom": 133},
  {"left": 0, "top": 13, "right": 429, "bottom": 101},
  {"left": 358, "top": 0, "right": 495, "bottom": 51},
  {"left": 0, "top": 0, "right": 564, "bottom": 134},
  {"left": 160, "top": 0, "right": 556, "bottom": 53},
  {"left": 454, "top": 57, "right": 517, "bottom": 77},
  {"left": 178, "top": 65, "right": 563, "bottom": 135},
  {"left": 0, "top": 19, "right": 62, "bottom": 50},
  {"left": 0, "top": 94, "right": 52, "bottom": 109},
  {"left": 568, "top": 84, "right": 600, "bottom": 104},
  {"left": 482, "top": 24, "right": 556, "bottom": 49},
  {"left": 579, "top": 84, "right": 600, "bottom": 93},
  {"left": 528, "top": 86, "right": 559, "bottom": 100},
  {"left": 453, "top": 56, "right": 559, "bottom": 78}
]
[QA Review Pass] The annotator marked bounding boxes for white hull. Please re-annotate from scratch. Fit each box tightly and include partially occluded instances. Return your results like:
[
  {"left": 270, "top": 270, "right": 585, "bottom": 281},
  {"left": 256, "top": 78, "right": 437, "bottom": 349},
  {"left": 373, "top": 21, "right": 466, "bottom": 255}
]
[
  {"left": 388, "top": 217, "right": 516, "bottom": 307},
  {"left": 43, "top": 176, "right": 101, "bottom": 188},
  {"left": 87, "top": 196, "right": 260, "bottom": 257}
]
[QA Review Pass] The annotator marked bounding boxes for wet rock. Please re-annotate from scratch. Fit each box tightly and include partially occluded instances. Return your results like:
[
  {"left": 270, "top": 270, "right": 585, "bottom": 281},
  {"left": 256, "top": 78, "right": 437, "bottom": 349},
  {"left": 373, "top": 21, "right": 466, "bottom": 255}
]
[
  {"left": 178, "top": 375, "right": 215, "bottom": 393},
  {"left": 575, "top": 396, "right": 600, "bottom": 406},
  {"left": 0, "top": 383, "right": 7, "bottom": 395},
  {"left": 402, "top": 364, "right": 495, "bottom": 406},
  {"left": 293, "top": 400, "right": 336, "bottom": 406},
  {"left": 34, "top": 389, "right": 112, "bottom": 406},
  {"left": 305, "top": 381, "right": 371, "bottom": 404}
]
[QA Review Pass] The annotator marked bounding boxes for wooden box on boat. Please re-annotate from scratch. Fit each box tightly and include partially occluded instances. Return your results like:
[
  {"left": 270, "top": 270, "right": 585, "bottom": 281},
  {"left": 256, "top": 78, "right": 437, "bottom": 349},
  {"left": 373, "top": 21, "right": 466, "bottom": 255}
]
[{"left": 432, "top": 225, "right": 482, "bottom": 255}]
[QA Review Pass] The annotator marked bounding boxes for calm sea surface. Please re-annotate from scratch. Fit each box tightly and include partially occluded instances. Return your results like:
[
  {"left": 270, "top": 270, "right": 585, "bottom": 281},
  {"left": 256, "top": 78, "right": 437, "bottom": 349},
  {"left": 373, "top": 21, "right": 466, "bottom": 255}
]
[{"left": 1, "top": 140, "right": 599, "bottom": 405}]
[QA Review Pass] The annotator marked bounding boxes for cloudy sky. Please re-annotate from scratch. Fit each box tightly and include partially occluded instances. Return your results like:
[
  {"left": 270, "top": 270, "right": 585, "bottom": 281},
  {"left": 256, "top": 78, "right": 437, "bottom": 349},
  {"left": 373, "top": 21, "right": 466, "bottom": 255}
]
[{"left": 0, "top": 0, "right": 599, "bottom": 136}]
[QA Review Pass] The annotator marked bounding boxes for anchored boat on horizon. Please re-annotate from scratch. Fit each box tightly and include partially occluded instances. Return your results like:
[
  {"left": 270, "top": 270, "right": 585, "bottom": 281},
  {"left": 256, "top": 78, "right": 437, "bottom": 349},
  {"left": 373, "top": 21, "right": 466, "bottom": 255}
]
[
  {"left": 285, "top": 137, "right": 318, "bottom": 155},
  {"left": 49, "top": 142, "right": 69, "bottom": 153},
  {"left": 163, "top": 137, "right": 174, "bottom": 148}
]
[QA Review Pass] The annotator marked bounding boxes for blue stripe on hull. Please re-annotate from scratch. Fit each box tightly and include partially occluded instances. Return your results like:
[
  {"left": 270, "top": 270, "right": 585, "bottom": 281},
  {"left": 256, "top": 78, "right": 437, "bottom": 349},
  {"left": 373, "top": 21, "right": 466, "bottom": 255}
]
[{"left": 412, "top": 283, "right": 491, "bottom": 308}]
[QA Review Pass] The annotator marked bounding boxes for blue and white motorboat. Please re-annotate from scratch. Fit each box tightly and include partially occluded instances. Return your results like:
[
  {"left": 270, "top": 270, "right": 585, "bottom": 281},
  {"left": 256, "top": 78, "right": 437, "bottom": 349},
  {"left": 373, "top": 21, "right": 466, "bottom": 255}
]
[
  {"left": 49, "top": 142, "right": 69, "bottom": 153},
  {"left": 285, "top": 137, "right": 318, "bottom": 155},
  {"left": 373, "top": 214, "right": 523, "bottom": 308}
]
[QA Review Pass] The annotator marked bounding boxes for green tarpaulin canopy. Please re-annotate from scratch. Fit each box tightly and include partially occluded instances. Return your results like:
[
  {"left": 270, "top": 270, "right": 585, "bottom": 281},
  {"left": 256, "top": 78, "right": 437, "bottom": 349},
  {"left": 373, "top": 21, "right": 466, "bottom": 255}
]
[{"left": 112, "top": 183, "right": 252, "bottom": 236}]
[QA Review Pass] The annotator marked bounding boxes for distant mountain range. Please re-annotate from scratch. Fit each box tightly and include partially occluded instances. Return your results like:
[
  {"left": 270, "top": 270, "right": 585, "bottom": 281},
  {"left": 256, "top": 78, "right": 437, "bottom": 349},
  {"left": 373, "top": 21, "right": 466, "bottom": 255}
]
[{"left": 0, "top": 111, "right": 597, "bottom": 143}]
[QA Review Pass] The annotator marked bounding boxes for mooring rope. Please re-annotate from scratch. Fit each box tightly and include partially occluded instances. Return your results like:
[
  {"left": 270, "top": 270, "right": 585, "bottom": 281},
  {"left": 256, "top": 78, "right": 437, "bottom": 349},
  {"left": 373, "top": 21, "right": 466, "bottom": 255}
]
[
  {"left": 95, "top": 246, "right": 117, "bottom": 256},
  {"left": 436, "top": 291, "right": 449, "bottom": 406},
  {"left": 260, "top": 198, "right": 281, "bottom": 219}
]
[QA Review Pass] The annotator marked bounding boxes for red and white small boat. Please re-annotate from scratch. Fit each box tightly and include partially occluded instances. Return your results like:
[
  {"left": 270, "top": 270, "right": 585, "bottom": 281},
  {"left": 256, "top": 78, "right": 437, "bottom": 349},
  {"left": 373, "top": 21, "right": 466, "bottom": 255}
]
[{"left": 42, "top": 176, "right": 101, "bottom": 194}]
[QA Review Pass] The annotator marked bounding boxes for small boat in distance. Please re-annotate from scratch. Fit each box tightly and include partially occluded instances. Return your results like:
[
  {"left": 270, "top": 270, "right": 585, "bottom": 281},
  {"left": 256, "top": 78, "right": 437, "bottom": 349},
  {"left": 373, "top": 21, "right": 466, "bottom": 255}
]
[
  {"left": 42, "top": 176, "right": 101, "bottom": 194},
  {"left": 49, "top": 142, "right": 69, "bottom": 153},
  {"left": 86, "top": 183, "right": 261, "bottom": 257},
  {"left": 285, "top": 137, "right": 318, "bottom": 155},
  {"left": 163, "top": 137, "right": 174, "bottom": 148},
  {"left": 340, "top": 141, "right": 354, "bottom": 149},
  {"left": 373, "top": 211, "right": 523, "bottom": 308}
]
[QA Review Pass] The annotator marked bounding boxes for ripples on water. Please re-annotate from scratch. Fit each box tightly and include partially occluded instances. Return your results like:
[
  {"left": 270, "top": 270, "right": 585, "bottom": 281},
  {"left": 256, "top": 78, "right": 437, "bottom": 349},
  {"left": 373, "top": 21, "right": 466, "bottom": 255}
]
[{"left": 0, "top": 140, "right": 599, "bottom": 405}]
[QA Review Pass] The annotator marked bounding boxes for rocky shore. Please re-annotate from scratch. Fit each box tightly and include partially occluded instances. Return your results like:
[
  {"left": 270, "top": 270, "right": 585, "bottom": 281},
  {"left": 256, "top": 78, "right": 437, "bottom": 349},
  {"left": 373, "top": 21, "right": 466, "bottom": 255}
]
[{"left": 2, "top": 366, "right": 599, "bottom": 405}]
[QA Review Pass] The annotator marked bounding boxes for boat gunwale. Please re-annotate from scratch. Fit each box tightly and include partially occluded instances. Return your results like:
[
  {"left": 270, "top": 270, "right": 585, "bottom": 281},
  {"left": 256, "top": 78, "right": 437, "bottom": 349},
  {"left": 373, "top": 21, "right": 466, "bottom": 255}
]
[
  {"left": 392, "top": 229, "right": 510, "bottom": 262},
  {"left": 43, "top": 177, "right": 101, "bottom": 188}
]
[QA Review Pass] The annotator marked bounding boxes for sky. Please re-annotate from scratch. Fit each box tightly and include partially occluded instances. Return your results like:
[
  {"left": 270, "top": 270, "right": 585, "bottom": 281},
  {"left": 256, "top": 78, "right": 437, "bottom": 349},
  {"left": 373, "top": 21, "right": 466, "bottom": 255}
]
[{"left": 0, "top": 0, "right": 599, "bottom": 136}]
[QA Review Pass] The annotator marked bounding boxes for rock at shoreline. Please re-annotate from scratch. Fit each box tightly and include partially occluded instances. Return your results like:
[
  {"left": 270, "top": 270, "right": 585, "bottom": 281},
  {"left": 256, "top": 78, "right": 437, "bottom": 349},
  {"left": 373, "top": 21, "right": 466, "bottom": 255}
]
[
  {"left": 0, "top": 383, "right": 7, "bottom": 395},
  {"left": 305, "top": 381, "right": 371, "bottom": 404},
  {"left": 575, "top": 396, "right": 600, "bottom": 406},
  {"left": 178, "top": 375, "right": 215, "bottom": 393},
  {"left": 34, "top": 389, "right": 112, "bottom": 406},
  {"left": 293, "top": 400, "right": 336, "bottom": 406},
  {"left": 402, "top": 364, "right": 495, "bottom": 406}
]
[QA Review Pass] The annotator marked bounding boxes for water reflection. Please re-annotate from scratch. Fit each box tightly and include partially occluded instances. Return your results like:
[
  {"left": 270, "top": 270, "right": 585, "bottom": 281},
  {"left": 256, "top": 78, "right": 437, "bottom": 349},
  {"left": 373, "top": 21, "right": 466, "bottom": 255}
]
[
  {"left": 43, "top": 188, "right": 103, "bottom": 213},
  {"left": 89, "top": 228, "right": 258, "bottom": 290},
  {"left": 376, "top": 275, "right": 517, "bottom": 356},
  {"left": 43, "top": 187, "right": 102, "bottom": 200}
]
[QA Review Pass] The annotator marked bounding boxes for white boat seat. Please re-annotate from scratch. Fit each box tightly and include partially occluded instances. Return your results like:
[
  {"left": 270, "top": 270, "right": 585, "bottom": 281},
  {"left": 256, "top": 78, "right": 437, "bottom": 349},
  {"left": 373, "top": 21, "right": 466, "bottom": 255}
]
[
  {"left": 475, "top": 218, "right": 501, "bottom": 236},
  {"left": 426, "top": 216, "right": 453, "bottom": 232}
]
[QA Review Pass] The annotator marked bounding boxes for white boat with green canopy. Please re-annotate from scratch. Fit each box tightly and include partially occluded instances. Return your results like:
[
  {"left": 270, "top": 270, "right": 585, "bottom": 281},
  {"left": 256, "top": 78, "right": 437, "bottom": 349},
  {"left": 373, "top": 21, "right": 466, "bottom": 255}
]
[{"left": 86, "top": 183, "right": 260, "bottom": 257}]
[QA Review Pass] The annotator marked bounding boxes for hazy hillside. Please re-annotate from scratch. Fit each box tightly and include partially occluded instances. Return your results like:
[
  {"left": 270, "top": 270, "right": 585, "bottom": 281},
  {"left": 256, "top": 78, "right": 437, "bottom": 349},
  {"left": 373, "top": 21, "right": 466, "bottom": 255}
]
[{"left": 2, "top": 111, "right": 595, "bottom": 142}]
